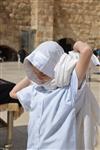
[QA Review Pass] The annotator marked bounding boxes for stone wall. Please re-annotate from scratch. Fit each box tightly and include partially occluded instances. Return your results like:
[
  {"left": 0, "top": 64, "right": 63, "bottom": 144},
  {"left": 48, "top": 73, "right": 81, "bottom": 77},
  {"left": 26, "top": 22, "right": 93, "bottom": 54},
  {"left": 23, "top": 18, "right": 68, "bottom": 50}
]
[
  {"left": 0, "top": 0, "right": 31, "bottom": 51},
  {"left": 54, "top": 0, "right": 100, "bottom": 48},
  {"left": 0, "top": 0, "right": 100, "bottom": 52},
  {"left": 34, "top": 0, "right": 54, "bottom": 46}
]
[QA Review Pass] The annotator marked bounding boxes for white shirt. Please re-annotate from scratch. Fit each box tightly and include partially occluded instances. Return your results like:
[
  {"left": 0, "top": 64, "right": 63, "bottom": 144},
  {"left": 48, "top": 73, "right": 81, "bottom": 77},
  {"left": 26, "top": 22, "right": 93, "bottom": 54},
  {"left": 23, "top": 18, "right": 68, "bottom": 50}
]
[{"left": 17, "top": 70, "right": 99, "bottom": 150}]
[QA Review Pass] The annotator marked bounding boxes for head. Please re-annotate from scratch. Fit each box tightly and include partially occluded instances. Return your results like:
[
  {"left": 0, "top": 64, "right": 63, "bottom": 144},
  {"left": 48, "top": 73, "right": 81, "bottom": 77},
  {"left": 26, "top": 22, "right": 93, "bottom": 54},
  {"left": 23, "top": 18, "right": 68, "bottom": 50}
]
[{"left": 24, "top": 41, "right": 64, "bottom": 84}]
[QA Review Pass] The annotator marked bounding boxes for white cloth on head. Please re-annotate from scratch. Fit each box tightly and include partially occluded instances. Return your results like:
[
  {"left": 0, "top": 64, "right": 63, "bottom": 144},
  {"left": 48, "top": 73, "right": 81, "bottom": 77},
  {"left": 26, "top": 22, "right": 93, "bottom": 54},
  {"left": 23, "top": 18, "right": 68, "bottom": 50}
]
[
  {"left": 24, "top": 42, "right": 100, "bottom": 90},
  {"left": 24, "top": 41, "right": 64, "bottom": 79},
  {"left": 54, "top": 52, "right": 78, "bottom": 87},
  {"left": 53, "top": 51, "right": 99, "bottom": 88},
  {"left": 24, "top": 41, "right": 79, "bottom": 89}
]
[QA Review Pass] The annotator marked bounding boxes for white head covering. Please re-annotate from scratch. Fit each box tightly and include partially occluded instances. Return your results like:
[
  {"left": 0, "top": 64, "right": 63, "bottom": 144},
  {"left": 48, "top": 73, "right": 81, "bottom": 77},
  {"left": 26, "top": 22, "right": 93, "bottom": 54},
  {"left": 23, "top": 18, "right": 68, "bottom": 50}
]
[
  {"left": 24, "top": 41, "right": 64, "bottom": 81},
  {"left": 24, "top": 41, "right": 99, "bottom": 89}
]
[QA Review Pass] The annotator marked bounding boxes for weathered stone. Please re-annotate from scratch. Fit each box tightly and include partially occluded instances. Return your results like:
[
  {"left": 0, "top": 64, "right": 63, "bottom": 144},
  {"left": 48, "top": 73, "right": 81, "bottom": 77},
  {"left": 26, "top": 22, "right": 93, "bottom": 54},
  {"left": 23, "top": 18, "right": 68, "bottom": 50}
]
[{"left": 0, "top": 0, "right": 100, "bottom": 51}]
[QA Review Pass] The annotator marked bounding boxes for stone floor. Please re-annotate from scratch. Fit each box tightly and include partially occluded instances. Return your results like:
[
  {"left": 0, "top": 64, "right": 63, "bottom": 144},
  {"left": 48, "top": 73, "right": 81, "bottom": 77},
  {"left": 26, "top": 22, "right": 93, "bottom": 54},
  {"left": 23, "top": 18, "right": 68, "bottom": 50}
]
[
  {"left": 0, "top": 126, "right": 27, "bottom": 150},
  {"left": 0, "top": 62, "right": 100, "bottom": 150}
]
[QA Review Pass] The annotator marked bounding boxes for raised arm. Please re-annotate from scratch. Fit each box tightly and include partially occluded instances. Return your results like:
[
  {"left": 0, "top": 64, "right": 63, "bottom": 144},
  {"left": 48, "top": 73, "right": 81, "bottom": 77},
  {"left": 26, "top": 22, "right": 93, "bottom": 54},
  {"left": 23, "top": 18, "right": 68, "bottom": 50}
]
[
  {"left": 73, "top": 41, "right": 92, "bottom": 86},
  {"left": 9, "top": 77, "right": 31, "bottom": 99}
]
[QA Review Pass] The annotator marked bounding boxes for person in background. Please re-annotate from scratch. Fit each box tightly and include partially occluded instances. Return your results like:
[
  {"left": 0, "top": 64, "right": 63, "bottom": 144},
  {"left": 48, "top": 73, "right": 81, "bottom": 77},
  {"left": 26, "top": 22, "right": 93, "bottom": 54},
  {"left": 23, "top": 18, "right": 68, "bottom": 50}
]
[
  {"left": 93, "top": 48, "right": 100, "bottom": 61},
  {"left": 18, "top": 48, "right": 28, "bottom": 63}
]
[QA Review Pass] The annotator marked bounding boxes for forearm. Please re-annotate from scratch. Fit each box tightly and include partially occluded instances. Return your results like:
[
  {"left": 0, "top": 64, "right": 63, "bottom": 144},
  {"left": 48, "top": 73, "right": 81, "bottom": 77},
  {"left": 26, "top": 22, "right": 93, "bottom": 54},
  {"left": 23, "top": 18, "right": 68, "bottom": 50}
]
[
  {"left": 73, "top": 41, "right": 92, "bottom": 83},
  {"left": 9, "top": 77, "right": 31, "bottom": 99}
]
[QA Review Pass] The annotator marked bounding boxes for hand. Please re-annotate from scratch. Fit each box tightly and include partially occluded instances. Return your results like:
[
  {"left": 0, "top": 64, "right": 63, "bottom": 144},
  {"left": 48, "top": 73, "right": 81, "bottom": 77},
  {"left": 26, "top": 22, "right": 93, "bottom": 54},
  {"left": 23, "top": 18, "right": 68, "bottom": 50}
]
[
  {"left": 73, "top": 41, "right": 91, "bottom": 53},
  {"left": 74, "top": 41, "right": 92, "bottom": 88}
]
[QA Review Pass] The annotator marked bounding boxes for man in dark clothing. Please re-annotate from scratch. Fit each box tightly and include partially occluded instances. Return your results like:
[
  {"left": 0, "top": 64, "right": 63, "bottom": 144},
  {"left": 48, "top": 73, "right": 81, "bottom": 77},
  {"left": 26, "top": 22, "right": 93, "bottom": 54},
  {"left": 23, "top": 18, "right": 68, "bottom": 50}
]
[{"left": 18, "top": 48, "right": 28, "bottom": 63}]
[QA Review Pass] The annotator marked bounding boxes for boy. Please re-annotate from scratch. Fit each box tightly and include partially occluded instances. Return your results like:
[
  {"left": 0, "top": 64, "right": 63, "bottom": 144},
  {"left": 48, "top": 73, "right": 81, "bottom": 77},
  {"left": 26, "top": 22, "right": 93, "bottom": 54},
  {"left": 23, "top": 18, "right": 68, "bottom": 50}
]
[{"left": 10, "top": 41, "right": 99, "bottom": 150}]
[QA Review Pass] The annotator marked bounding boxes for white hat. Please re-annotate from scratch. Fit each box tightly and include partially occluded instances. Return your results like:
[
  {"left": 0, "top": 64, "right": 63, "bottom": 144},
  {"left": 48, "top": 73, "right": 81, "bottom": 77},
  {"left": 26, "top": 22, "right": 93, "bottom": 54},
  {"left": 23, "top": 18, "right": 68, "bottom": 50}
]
[{"left": 24, "top": 41, "right": 64, "bottom": 79}]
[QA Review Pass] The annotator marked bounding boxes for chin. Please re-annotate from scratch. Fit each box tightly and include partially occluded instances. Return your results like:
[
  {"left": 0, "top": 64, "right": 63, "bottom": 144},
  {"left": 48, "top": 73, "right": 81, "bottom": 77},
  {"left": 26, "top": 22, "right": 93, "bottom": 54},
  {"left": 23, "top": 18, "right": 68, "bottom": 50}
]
[{"left": 35, "top": 80, "right": 45, "bottom": 85}]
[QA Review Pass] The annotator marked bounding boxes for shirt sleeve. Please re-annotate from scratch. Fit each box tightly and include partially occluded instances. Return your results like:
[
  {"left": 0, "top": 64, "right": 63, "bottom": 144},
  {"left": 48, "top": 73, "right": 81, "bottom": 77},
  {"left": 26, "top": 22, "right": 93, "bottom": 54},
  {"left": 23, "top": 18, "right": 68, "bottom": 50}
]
[
  {"left": 16, "top": 85, "right": 36, "bottom": 111},
  {"left": 70, "top": 69, "right": 86, "bottom": 105}
]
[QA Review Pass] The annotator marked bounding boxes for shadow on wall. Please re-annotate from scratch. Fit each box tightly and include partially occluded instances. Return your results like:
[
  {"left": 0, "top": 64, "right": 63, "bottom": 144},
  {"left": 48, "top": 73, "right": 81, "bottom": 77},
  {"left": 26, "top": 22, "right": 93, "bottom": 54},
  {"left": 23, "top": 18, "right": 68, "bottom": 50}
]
[
  {"left": 57, "top": 38, "right": 75, "bottom": 54},
  {"left": 0, "top": 45, "right": 18, "bottom": 62}
]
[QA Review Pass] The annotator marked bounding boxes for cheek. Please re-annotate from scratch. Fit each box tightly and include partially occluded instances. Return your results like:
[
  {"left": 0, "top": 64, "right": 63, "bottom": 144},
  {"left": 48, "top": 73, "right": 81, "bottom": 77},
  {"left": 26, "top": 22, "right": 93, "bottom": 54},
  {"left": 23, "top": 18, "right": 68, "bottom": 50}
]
[
  {"left": 37, "top": 75, "right": 51, "bottom": 82},
  {"left": 32, "top": 74, "right": 45, "bottom": 84},
  {"left": 37, "top": 75, "right": 46, "bottom": 81}
]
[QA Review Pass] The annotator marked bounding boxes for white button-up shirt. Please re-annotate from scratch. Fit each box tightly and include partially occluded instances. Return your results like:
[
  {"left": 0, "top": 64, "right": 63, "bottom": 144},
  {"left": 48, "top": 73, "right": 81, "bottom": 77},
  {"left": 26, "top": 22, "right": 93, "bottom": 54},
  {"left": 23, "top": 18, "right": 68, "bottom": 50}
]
[{"left": 17, "top": 70, "right": 99, "bottom": 150}]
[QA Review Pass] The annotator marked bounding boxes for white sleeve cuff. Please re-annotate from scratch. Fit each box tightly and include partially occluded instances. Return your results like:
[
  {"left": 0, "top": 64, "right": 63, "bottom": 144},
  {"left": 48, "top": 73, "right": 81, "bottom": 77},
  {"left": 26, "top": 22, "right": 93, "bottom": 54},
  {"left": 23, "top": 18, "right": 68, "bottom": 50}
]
[{"left": 16, "top": 85, "right": 34, "bottom": 111}]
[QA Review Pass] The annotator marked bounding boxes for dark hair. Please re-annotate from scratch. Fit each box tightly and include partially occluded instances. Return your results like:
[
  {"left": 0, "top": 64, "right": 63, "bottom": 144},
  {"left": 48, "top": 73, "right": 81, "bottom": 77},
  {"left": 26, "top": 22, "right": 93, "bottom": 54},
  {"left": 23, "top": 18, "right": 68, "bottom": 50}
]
[{"left": 57, "top": 38, "right": 75, "bottom": 54}]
